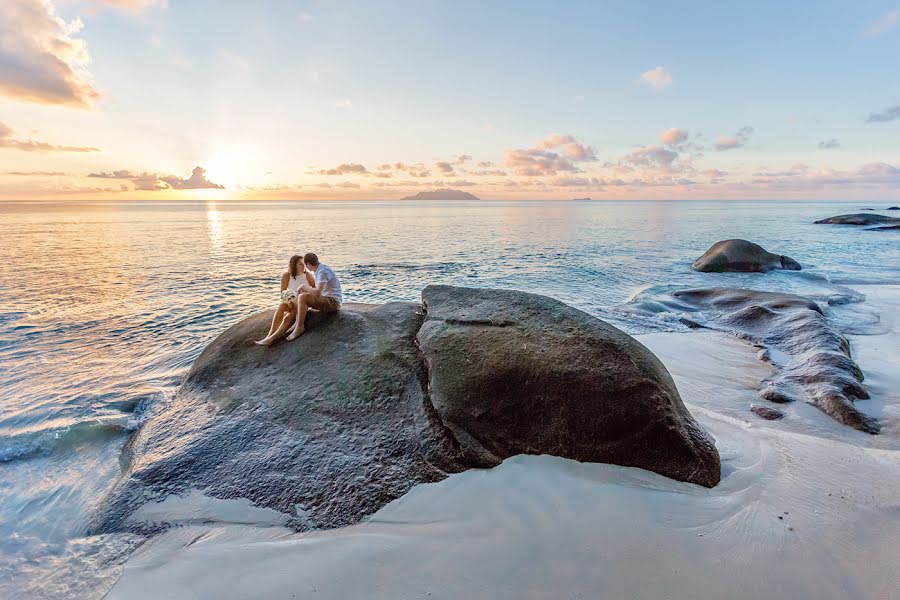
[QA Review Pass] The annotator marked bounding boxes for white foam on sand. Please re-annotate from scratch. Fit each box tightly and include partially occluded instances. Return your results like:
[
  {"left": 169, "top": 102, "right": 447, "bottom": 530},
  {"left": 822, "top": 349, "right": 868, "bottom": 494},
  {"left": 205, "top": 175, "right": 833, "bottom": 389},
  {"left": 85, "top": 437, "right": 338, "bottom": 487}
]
[{"left": 108, "top": 286, "right": 900, "bottom": 600}]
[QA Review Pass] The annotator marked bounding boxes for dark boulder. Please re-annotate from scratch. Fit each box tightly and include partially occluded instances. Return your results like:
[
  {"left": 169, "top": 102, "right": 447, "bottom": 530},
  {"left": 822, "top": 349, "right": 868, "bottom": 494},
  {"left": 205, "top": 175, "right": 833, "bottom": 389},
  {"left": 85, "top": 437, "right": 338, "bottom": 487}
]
[
  {"left": 751, "top": 405, "right": 784, "bottom": 420},
  {"left": 692, "top": 239, "right": 801, "bottom": 273},
  {"left": 417, "top": 286, "right": 720, "bottom": 486},
  {"left": 673, "top": 288, "right": 878, "bottom": 434},
  {"left": 91, "top": 287, "right": 720, "bottom": 535},
  {"left": 814, "top": 213, "right": 900, "bottom": 226}
]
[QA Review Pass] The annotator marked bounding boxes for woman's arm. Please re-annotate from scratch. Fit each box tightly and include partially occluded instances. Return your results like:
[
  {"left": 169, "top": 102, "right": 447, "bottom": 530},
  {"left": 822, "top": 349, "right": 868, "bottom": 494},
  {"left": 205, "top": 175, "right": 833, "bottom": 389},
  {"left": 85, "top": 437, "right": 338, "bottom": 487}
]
[{"left": 280, "top": 271, "right": 290, "bottom": 291}]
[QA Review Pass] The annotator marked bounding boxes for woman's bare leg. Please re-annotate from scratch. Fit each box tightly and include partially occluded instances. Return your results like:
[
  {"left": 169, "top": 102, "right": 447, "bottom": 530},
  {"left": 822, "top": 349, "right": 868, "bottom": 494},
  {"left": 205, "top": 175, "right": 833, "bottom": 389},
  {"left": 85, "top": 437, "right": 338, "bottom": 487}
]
[
  {"left": 259, "top": 302, "right": 290, "bottom": 339},
  {"left": 255, "top": 304, "right": 294, "bottom": 345},
  {"left": 286, "top": 294, "right": 310, "bottom": 341}
]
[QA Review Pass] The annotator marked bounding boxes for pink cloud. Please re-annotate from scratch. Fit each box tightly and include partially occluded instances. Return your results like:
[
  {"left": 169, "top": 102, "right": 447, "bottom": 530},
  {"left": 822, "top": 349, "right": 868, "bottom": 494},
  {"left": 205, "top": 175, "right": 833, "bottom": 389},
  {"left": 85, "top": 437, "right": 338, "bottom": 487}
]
[{"left": 639, "top": 66, "right": 673, "bottom": 89}]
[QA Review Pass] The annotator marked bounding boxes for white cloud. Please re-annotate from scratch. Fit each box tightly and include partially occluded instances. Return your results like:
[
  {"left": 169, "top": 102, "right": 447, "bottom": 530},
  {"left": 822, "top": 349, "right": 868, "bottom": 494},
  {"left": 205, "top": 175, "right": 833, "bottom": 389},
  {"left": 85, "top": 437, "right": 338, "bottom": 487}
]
[
  {"left": 335, "top": 99, "right": 352, "bottom": 108},
  {"left": 0, "top": 0, "right": 100, "bottom": 108},
  {"left": 639, "top": 66, "right": 673, "bottom": 89}
]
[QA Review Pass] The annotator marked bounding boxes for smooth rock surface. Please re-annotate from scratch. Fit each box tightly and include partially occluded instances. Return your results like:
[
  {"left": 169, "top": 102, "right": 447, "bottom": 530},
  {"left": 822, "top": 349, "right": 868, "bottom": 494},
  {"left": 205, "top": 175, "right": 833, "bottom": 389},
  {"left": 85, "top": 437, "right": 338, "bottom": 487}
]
[
  {"left": 417, "top": 285, "right": 720, "bottom": 487},
  {"left": 91, "top": 287, "right": 721, "bottom": 535},
  {"left": 673, "top": 288, "right": 878, "bottom": 434},
  {"left": 692, "top": 239, "right": 802, "bottom": 273},
  {"left": 814, "top": 213, "right": 900, "bottom": 226}
]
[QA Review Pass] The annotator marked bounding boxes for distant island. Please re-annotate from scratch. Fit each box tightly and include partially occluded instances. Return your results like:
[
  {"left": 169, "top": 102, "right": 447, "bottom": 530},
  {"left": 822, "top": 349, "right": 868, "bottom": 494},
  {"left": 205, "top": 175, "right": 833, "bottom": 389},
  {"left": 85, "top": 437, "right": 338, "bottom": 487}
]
[
  {"left": 572, "top": 197, "right": 593, "bottom": 201},
  {"left": 401, "top": 189, "right": 480, "bottom": 200}
]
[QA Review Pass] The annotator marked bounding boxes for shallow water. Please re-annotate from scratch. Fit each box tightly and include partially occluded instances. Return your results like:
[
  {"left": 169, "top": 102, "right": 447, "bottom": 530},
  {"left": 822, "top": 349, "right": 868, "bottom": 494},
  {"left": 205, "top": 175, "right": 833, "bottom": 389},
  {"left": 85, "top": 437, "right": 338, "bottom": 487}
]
[{"left": 1, "top": 199, "right": 898, "bottom": 596}]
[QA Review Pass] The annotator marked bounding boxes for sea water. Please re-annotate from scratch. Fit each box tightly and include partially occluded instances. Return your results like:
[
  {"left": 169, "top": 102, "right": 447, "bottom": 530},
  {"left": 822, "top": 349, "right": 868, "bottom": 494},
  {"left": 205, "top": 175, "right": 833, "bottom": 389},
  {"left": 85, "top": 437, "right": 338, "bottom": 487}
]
[{"left": 1, "top": 199, "right": 898, "bottom": 596}]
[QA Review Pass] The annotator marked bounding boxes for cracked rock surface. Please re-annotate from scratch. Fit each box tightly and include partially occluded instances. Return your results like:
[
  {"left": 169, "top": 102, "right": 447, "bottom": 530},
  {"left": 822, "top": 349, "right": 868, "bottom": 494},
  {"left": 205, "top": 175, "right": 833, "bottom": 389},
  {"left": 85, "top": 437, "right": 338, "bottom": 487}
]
[{"left": 91, "top": 286, "right": 720, "bottom": 535}]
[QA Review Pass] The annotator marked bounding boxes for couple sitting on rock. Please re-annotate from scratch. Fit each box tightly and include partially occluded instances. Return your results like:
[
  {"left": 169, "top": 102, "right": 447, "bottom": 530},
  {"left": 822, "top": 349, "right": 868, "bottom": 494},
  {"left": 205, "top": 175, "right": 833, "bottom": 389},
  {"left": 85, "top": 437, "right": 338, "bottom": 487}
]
[{"left": 255, "top": 253, "right": 343, "bottom": 346}]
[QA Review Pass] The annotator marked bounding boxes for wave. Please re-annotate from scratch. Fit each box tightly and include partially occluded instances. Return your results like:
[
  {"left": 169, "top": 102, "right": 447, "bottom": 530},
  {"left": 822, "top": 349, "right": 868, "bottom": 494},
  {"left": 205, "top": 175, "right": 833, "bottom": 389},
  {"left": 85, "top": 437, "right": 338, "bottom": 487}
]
[{"left": 0, "top": 391, "right": 161, "bottom": 464}]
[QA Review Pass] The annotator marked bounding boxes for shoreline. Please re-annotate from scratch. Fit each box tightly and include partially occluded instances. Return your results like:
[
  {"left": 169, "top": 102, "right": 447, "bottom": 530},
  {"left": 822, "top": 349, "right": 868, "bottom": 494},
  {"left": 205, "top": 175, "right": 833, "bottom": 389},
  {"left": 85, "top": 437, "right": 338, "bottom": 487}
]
[{"left": 105, "top": 285, "right": 900, "bottom": 599}]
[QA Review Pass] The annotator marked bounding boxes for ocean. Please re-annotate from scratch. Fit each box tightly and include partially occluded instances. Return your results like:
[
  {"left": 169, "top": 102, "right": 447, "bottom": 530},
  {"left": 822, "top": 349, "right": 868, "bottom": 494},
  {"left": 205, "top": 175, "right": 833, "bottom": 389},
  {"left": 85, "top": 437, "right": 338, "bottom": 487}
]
[{"left": 1, "top": 199, "right": 898, "bottom": 596}]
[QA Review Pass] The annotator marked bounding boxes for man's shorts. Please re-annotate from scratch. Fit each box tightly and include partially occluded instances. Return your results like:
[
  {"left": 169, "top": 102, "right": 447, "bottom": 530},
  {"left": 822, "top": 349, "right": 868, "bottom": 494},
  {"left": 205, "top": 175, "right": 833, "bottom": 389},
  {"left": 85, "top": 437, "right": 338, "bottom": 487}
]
[{"left": 307, "top": 295, "right": 341, "bottom": 313}]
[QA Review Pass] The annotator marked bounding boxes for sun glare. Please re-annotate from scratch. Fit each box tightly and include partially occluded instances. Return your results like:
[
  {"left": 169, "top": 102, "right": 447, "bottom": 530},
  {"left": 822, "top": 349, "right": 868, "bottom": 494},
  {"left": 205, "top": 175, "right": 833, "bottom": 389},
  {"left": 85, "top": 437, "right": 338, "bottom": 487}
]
[{"left": 204, "top": 141, "right": 258, "bottom": 191}]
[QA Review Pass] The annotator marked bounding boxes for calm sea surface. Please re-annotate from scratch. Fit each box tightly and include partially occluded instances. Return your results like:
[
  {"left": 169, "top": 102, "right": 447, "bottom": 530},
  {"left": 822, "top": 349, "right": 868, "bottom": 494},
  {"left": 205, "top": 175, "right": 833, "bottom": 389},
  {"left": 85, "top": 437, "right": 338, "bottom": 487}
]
[{"left": 1, "top": 199, "right": 898, "bottom": 596}]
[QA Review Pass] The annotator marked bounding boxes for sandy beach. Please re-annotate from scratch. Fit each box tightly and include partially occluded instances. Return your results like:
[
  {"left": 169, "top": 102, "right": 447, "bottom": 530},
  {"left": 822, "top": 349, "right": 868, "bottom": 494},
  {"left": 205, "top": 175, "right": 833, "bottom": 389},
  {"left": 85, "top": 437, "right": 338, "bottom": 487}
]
[{"left": 104, "top": 286, "right": 900, "bottom": 599}]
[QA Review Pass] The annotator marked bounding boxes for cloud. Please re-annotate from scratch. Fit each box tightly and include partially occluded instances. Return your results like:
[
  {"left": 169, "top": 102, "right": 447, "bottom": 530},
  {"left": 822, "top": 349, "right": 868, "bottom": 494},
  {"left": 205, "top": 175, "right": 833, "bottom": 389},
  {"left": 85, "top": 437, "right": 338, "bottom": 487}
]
[
  {"left": 335, "top": 99, "right": 352, "bottom": 108},
  {"left": 89, "top": 166, "right": 224, "bottom": 191},
  {"left": 335, "top": 181, "right": 359, "bottom": 189},
  {"left": 468, "top": 168, "right": 507, "bottom": 176},
  {"left": 3, "top": 170, "right": 67, "bottom": 176},
  {"left": 659, "top": 128, "right": 689, "bottom": 146},
  {"left": 865, "top": 104, "right": 900, "bottom": 123},
  {"left": 504, "top": 134, "right": 596, "bottom": 176},
  {"left": 750, "top": 162, "right": 900, "bottom": 189},
  {"left": 317, "top": 163, "right": 368, "bottom": 175},
  {"left": 551, "top": 176, "right": 593, "bottom": 187},
  {"left": 0, "top": 122, "right": 99, "bottom": 152},
  {"left": 95, "top": 0, "right": 167, "bottom": 11},
  {"left": 393, "top": 162, "right": 430, "bottom": 177},
  {"left": 620, "top": 146, "right": 679, "bottom": 170},
  {"left": 715, "top": 126, "right": 754, "bottom": 151},
  {"left": 536, "top": 134, "right": 598, "bottom": 161},
  {"left": 0, "top": 0, "right": 100, "bottom": 108},
  {"left": 453, "top": 154, "right": 471, "bottom": 165},
  {"left": 863, "top": 10, "right": 900, "bottom": 37},
  {"left": 817, "top": 138, "right": 840, "bottom": 149},
  {"left": 434, "top": 161, "right": 455, "bottom": 175},
  {"left": 639, "top": 66, "right": 673, "bottom": 89}
]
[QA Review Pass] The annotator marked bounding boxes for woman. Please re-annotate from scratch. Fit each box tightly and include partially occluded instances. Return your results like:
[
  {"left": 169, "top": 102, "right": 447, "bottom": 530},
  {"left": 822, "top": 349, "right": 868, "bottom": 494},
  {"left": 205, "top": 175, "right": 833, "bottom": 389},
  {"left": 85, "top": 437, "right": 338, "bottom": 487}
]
[{"left": 254, "top": 255, "right": 314, "bottom": 346}]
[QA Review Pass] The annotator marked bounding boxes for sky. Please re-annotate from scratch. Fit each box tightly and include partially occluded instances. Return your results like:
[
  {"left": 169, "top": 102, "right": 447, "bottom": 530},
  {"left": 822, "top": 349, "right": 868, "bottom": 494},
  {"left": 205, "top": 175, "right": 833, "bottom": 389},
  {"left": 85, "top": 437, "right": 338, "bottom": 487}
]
[{"left": 1, "top": 0, "right": 899, "bottom": 200}]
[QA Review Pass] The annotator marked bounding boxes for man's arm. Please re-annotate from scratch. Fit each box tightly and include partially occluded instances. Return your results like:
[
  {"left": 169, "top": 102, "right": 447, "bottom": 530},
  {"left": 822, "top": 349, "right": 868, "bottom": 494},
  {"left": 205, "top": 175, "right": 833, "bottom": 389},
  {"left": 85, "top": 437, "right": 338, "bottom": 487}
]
[{"left": 300, "top": 271, "right": 324, "bottom": 295}]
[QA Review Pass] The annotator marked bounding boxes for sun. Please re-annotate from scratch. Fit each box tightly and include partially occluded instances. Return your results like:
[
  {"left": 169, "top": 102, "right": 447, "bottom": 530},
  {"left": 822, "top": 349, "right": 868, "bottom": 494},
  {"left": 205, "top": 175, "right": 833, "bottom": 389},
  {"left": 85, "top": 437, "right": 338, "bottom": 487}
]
[{"left": 203, "top": 140, "right": 260, "bottom": 191}]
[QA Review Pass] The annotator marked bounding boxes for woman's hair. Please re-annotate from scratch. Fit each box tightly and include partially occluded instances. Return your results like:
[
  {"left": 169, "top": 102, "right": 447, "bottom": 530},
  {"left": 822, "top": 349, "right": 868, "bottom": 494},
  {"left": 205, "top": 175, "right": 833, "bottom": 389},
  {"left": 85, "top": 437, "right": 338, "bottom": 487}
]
[{"left": 289, "top": 255, "right": 304, "bottom": 278}]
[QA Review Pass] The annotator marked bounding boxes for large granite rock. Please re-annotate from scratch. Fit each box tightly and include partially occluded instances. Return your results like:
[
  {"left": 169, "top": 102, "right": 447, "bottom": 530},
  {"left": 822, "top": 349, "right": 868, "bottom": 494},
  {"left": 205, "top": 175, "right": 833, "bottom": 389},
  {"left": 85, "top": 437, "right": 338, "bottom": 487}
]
[
  {"left": 673, "top": 288, "right": 878, "bottom": 434},
  {"left": 417, "top": 286, "right": 720, "bottom": 485},
  {"left": 814, "top": 213, "right": 900, "bottom": 226},
  {"left": 692, "top": 239, "right": 801, "bottom": 273},
  {"left": 91, "top": 287, "right": 720, "bottom": 535}
]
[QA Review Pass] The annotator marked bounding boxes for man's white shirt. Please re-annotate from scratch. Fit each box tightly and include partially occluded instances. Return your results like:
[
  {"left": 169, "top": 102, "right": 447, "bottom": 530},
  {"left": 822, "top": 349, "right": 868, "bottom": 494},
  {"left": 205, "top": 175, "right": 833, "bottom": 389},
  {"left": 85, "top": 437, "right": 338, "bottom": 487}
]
[{"left": 314, "top": 264, "right": 343, "bottom": 304}]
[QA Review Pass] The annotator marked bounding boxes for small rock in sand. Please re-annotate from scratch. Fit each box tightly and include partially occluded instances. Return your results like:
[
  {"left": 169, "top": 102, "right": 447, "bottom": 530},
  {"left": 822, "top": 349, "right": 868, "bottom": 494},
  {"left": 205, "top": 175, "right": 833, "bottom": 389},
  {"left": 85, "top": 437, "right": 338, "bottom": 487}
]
[{"left": 751, "top": 405, "right": 785, "bottom": 420}]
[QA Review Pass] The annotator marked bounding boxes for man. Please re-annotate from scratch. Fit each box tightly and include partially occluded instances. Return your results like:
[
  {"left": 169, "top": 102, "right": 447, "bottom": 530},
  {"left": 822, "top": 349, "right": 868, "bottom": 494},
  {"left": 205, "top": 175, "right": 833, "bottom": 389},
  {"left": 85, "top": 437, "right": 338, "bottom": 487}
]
[{"left": 286, "top": 253, "right": 343, "bottom": 340}]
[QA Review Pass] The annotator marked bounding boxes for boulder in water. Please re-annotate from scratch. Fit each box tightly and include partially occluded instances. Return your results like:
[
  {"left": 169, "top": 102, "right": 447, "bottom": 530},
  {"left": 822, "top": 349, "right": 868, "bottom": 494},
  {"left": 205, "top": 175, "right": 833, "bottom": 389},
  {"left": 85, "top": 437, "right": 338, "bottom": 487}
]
[
  {"left": 814, "top": 213, "right": 900, "bottom": 226},
  {"left": 91, "top": 287, "right": 720, "bottom": 535},
  {"left": 692, "top": 239, "right": 801, "bottom": 273}
]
